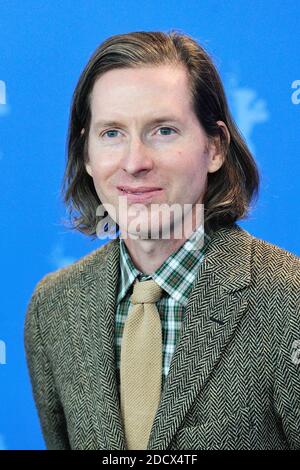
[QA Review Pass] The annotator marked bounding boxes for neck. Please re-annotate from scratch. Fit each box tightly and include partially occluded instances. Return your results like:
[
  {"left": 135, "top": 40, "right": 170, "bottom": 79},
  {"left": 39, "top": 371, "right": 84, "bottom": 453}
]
[
  {"left": 120, "top": 207, "right": 203, "bottom": 274},
  {"left": 121, "top": 236, "right": 186, "bottom": 275}
]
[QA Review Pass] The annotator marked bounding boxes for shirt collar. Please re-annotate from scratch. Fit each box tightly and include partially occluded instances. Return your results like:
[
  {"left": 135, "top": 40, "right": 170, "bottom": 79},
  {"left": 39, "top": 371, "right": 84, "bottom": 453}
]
[{"left": 117, "top": 223, "right": 208, "bottom": 306}]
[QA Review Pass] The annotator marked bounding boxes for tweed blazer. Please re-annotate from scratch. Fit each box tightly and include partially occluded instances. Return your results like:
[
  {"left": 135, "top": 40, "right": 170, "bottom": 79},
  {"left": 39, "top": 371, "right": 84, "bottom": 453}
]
[{"left": 24, "top": 224, "right": 300, "bottom": 450}]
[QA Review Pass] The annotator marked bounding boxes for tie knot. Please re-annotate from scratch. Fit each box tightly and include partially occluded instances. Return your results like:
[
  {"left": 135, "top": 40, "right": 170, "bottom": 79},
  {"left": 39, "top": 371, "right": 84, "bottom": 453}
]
[{"left": 130, "top": 279, "right": 163, "bottom": 304}]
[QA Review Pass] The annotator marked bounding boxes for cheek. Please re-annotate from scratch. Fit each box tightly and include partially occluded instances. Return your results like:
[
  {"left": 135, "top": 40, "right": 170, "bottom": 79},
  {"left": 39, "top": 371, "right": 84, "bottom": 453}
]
[
  {"left": 87, "top": 156, "right": 117, "bottom": 182},
  {"left": 169, "top": 151, "right": 208, "bottom": 197},
  {"left": 88, "top": 138, "right": 117, "bottom": 175},
  {"left": 170, "top": 150, "right": 206, "bottom": 180}
]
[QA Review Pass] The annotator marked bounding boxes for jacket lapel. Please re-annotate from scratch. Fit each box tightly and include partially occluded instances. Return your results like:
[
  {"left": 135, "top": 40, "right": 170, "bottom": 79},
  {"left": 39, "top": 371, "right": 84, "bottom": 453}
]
[
  {"left": 78, "top": 238, "right": 126, "bottom": 449},
  {"left": 147, "top": 225, "right": 253, "bottom": 449}
]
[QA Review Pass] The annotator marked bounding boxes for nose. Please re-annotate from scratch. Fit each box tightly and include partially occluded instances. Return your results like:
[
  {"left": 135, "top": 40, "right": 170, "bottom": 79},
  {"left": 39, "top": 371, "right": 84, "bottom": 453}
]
[{"left": 121, "top": 135, "right": 154, "bottom": 176}]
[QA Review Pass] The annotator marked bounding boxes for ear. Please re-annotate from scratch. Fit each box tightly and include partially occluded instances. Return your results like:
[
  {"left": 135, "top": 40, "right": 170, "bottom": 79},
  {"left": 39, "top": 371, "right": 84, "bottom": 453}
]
[{"left": 207, "top": 120, "right": 230, "bottom": 174}]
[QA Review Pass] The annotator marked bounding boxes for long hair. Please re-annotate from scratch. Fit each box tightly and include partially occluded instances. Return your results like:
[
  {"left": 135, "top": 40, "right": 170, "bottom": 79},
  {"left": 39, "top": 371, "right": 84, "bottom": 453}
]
[{"left": 61, "top": 30, "right": 259, "bottom": 239}]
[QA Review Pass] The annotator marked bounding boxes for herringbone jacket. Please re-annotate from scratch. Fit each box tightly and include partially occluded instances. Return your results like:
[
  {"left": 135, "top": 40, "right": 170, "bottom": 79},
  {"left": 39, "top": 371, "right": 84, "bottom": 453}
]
[{"left": 24, "top": 224, "right": 300, "bottom": 450}]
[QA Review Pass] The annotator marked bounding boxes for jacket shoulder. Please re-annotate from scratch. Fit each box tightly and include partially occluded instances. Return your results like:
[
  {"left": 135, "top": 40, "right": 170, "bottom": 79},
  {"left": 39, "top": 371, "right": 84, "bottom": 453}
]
[
  {"left": 250, "top": 233, "right": 300, "bottom": 297},
  {"left": 30, "top": 239, "right": 117, "bottom": 302},
  {"left": 251, "top": 234, "right": 299, "bottom": 272}
]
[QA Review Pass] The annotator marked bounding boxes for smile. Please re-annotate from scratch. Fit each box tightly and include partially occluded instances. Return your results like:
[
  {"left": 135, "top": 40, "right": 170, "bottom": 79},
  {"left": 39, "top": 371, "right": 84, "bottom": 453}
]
[{"left": 117, "top": 187, "right": 163, "bottom": 202}]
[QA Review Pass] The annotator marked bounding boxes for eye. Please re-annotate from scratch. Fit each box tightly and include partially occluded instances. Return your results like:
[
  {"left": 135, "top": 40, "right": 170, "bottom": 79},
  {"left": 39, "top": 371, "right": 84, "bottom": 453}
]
[
  {"left": 156, "top": 127, "right": 177, "bottom": 136},
  {"left": 101, "top": 129, "right": 121, "bottom": 138},
  {"left": 100, "top": 126, "right": 177, "bottom": 139}
]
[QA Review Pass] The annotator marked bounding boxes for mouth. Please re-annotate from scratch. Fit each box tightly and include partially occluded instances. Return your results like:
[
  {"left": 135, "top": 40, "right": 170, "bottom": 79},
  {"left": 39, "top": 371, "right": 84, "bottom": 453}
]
[
  {"left": 117, "top": 185, "right": 162, "bottom": 193},
  {"left": 117, "top": 186, "right": 163, "bottom": 202}
]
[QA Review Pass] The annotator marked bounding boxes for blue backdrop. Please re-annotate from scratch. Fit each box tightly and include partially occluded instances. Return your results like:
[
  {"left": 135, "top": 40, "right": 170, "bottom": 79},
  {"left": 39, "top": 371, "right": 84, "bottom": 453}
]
[{"left": 0, "top": 0, "right": 299, "bottom": 450}]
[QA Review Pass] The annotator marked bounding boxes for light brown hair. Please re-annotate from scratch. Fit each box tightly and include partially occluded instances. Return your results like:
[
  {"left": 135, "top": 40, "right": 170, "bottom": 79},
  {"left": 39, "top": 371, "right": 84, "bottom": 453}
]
[{"left": 61, "top": 30, "right": 259, "bottom": 238}]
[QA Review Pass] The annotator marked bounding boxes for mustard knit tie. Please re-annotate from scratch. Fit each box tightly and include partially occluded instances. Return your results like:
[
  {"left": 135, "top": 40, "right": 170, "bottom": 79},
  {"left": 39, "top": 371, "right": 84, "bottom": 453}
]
[{"left": 120, "top": 278, "right": 163, "bottom": 450}]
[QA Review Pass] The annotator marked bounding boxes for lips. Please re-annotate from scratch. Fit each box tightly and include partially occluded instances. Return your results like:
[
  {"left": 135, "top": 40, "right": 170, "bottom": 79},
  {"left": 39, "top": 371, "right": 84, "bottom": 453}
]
[
  {"left": 117, "top": 185, "right": 162, "bottom": 194},
  {"left": 117, "top": 186, "right": 163, "bottom": 203}
]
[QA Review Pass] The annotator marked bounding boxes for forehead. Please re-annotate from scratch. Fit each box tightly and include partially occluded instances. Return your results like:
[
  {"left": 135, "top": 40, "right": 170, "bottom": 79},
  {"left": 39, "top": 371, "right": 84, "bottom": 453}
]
[{"left": 89, "top": 65, "right": 193, "bottom": 120}]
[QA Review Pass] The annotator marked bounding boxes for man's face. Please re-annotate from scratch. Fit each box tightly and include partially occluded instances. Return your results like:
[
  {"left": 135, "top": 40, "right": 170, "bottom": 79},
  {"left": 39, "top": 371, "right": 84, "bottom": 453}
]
[{"left": 85, "top": 65, "right": 224, "bottom": 239}]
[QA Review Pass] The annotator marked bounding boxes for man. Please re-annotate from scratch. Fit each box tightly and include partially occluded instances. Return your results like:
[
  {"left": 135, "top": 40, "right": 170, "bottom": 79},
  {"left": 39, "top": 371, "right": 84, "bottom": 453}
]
[{"left": 25, "top": 30, "right": 300, "bottom": 450}]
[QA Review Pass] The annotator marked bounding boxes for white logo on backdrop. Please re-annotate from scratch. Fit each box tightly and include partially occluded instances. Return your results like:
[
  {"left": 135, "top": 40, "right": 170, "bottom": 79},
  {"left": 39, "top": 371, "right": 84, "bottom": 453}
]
[
  {"left": 0, "top": 80, "right": 9, "bottom": 115},
  {"left": 49, "top": 243, "right": 76, "bottom": 269},
  {"left": 291, "top": 80, "right": 300, "bottom": 104},
  {"left": 0, "top": 80, "right": 6, "bottom": 105},
  {"left": 0, "top": 340, "right": 6, "bottom": 365},
  {"left": 0, "top": 80, "right": 10, "bottom": 160},
  {"left": 227, "top": 77, "right": 270, "bottom": 154}
]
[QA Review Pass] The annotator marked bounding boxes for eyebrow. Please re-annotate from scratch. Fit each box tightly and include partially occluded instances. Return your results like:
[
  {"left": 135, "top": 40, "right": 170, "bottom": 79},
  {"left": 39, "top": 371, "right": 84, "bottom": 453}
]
[{"left": 93, "top": 116, "right": 183, "bottom": 130}]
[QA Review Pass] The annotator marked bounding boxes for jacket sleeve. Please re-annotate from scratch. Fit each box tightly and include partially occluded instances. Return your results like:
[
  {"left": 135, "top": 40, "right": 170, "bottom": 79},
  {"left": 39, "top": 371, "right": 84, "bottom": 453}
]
[
  {"left": 24, "top": 282, "right": 71, "bottom": 450},
  {"left": 274, "top": 262, "right": 300, "bottom": 449}
]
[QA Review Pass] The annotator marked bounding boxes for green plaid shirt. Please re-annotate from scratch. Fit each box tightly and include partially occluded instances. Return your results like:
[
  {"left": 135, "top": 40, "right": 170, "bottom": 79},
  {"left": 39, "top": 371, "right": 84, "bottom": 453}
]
[{"left": 115, "top": 224, "right": 209, "bottom": 392}]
